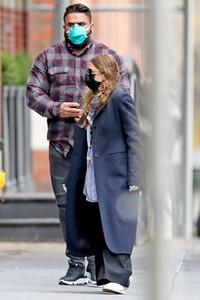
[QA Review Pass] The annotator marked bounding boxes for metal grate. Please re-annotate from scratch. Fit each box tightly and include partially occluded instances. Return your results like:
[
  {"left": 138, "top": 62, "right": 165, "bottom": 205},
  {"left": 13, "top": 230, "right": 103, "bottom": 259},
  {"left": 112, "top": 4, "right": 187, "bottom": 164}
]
[{"left": 2, "top": 85, "right": 33, "bottom": 192}]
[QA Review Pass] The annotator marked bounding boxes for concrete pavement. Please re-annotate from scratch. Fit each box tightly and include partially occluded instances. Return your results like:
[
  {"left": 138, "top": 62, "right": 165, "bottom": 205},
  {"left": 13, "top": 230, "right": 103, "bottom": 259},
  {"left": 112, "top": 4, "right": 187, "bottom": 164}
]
[{"left": 0, "top": 239, "right": 200, "bottom": 300}]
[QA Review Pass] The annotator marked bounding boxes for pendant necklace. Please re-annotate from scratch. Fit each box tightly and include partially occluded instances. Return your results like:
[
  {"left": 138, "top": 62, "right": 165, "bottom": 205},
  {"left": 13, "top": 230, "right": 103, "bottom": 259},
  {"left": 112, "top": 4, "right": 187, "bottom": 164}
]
[{"left": 86, "top": 119, "right": 93, "bottom": 165}]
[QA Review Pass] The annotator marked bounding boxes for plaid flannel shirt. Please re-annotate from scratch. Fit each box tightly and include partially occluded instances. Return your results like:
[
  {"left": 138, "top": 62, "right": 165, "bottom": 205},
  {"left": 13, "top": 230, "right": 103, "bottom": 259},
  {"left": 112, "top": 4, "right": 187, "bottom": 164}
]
[{"left": 26, "top": 39, "right": 130, "bottom": 156}]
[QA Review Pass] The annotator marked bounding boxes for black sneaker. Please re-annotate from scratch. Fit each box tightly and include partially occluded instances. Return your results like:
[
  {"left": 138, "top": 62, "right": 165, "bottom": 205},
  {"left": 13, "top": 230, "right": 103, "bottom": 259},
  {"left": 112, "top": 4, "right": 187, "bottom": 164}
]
[
  {"left": 86, "top": 262, "right": 97, "bottom": 285},
  {"left": 59, "top": 262, "right": 90, "bottom": 285}
]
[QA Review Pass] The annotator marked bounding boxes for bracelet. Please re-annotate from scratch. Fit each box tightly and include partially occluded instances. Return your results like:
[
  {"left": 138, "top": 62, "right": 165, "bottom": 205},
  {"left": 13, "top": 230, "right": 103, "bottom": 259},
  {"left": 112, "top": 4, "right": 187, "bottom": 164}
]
[{"left": 129, "top": 185, "right": 140, "bottom": 192}]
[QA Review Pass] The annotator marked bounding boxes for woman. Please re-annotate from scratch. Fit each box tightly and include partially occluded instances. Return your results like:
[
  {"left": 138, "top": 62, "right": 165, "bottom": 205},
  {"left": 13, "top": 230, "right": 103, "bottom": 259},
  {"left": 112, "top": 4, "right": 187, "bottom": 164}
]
[{"left": 64, "top": 54, "right": 144, "bottom": 294}]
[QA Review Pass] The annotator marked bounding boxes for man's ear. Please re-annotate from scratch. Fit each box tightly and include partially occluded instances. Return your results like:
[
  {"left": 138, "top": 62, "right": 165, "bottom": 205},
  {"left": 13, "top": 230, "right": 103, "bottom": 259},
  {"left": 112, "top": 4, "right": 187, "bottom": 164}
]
[{"left": 90, "top": 22, "right": 94, "bottom": 32}]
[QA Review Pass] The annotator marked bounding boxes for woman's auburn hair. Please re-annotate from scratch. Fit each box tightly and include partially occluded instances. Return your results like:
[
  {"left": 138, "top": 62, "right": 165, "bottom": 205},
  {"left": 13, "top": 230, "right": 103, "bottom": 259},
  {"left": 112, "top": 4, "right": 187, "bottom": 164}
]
[{"left": 81, "top": 54, "right": 120, "bottom": 128}]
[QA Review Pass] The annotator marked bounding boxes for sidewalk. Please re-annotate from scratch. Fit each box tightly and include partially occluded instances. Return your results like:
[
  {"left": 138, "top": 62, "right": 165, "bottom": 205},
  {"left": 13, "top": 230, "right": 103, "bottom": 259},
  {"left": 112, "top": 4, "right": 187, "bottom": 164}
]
[{"left": 0, "top": 238, "right": 200, "bottom": 300}]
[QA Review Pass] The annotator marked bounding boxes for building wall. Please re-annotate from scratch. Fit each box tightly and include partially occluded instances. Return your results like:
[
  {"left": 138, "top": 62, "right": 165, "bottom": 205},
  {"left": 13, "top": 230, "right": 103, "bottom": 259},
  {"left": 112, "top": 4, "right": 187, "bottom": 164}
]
[
  {"left": 0, "top": 3, "right": 2, "bottom": 169},
  {"left": 87, "top": 0, "right": 145, "bottom": 74},
  {"left": 0, "top": 0, "right": 29, "bottom": 170},
  {"left": 194, "top": 0, "right": 200, "bottom": 149},
  {"left": 28, "top": 0, "right": 55, "bottom": 59},
  {"left": 0, "top": 0, "right": 28, "bottom": 54}
]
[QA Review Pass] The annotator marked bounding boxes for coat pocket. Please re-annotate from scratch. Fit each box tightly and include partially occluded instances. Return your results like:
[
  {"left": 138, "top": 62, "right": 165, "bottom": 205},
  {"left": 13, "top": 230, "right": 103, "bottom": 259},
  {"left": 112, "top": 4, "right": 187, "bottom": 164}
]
[{"left": 107, "top": 150, "right": 126, "bottom": 156}]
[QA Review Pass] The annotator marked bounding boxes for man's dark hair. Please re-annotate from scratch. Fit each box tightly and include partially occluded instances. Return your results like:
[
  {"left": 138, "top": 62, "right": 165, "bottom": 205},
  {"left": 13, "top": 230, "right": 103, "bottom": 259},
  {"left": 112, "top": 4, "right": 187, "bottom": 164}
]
[{"left": 63, "top": 3, "right": 92, "bottom": 22}]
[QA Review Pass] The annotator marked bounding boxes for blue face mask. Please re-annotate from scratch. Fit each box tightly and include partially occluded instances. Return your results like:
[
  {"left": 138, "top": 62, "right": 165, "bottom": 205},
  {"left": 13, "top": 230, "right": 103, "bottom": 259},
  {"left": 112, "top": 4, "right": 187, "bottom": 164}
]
[{"left": 67, "top": 24, "right": 87, "bottom": 45}]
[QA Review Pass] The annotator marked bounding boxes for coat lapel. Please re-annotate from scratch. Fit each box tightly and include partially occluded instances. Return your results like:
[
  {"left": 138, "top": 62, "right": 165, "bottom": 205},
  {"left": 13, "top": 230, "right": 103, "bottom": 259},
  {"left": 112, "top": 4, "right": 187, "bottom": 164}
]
[
  {"left": 94, "top": 99, "right": 109, "bottom": 119},
  {"left": 94, "top": 90, "right": 114, "bottom": 120}
]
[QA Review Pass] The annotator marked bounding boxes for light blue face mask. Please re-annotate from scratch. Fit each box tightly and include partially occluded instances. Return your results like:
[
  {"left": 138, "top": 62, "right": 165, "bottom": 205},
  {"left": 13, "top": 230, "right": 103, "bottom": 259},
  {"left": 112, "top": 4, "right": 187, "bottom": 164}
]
[{"left": 67, "top": 24, "right": 88, "bottom": 45}]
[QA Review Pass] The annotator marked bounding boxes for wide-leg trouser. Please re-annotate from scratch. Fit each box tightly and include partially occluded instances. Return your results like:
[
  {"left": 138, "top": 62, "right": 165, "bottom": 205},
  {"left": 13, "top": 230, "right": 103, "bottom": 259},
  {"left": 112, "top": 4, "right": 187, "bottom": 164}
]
[{"left": 86, "top": 202, "right": 132, "bottom": 287}]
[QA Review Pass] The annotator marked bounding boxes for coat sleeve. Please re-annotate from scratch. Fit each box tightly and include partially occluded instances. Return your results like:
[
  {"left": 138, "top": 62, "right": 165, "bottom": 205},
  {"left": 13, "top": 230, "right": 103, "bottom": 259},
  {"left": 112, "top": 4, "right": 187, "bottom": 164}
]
[
  {"left": 117, "top": 92, "right": 144, "bottom": 187},
  {"left": 62, "top": 125, "right": 87, "bottom": 187}
]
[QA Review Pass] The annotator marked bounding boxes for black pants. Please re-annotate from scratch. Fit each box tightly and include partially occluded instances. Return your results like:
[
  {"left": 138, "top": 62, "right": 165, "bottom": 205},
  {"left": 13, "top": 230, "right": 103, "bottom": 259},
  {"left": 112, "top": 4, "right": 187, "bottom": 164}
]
[{"left": 86, "top": 202, "right": 132, "bottom": 287}]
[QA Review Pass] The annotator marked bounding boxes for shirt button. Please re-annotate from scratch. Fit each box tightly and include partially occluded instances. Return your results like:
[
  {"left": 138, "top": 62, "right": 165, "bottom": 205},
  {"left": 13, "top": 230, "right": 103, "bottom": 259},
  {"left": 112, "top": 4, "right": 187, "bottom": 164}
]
[
  {"left": 94, "top": 154, "right": 98, "bottom": 158},
  {"left": 94, "top": 140, "right": 97, "bottom": 144}
]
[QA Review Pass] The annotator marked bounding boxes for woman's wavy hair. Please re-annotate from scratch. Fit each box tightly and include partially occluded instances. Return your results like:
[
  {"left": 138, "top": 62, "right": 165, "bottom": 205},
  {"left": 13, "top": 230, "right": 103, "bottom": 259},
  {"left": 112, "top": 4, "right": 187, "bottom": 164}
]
[{"left": 81, "top": 53, "right": 120, "bottom": 128}]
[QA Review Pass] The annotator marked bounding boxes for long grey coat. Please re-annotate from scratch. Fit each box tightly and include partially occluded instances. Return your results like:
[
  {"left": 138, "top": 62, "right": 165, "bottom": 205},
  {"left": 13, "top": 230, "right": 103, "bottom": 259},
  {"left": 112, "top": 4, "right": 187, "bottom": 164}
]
[{"left": 65, "top": 89, "right": 144, "bottom": 256}]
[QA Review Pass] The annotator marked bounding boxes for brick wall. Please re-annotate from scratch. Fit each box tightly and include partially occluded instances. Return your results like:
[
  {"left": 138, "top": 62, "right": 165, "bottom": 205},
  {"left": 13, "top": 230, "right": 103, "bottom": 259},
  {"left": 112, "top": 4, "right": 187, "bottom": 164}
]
[
  {"left": 28, "top": 0, "right": 55, "bottom": 59},
  {"left": 0, "top": 1, "right": 29, "bottom": 169},
  {"left": 0, "top": 2, "right": 28, "bottom": 54}
]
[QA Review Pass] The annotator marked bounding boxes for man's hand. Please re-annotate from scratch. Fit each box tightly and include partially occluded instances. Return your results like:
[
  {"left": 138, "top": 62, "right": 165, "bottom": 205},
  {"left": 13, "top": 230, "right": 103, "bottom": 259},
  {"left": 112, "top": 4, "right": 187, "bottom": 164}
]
[{"left": 60, "top": 102, "right": 82, "bottom": 119}]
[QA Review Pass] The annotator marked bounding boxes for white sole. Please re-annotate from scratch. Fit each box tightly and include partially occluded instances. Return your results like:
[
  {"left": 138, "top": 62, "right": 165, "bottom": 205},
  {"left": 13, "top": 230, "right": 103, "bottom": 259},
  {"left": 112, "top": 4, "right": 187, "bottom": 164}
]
[
  {"left": 85, "top": 271, "right": 97, "bottom": 285},
  {"left": 102, "top": 282, "right": 128, "bottom": 295},
  {"left": 87, "top": 280, "right": 97, "bottom": 286},
  {"left": 59, "top": 277, "right": 90, "bottom": 285}
]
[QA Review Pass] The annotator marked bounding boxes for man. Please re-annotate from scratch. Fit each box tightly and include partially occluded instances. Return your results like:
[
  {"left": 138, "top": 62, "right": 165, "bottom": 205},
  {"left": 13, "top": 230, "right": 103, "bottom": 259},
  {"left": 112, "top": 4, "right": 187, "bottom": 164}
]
[{"left": 26, "top": 3, "right": 130, "bottom": 286}]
